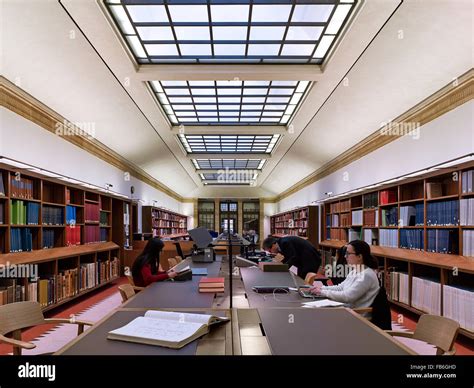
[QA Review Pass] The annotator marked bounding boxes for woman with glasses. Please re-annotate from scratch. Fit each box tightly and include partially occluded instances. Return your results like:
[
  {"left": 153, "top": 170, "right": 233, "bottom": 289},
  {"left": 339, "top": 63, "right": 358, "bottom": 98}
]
[{"left": 309, "top": 240, "right": 379, "bottom": 309}]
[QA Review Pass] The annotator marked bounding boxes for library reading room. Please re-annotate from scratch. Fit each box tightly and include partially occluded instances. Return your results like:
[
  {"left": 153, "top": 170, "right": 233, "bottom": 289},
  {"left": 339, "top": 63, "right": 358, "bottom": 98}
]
[{"left": 0, "top": 0, "right": 472, "bottom": 385}]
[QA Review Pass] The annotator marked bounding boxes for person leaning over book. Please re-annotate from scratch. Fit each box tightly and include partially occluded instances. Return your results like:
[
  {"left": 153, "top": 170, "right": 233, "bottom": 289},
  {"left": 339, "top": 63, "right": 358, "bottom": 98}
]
[
  {"left": 262, "top": 235, "right": 321, "bottom": 279},
  {"left": 309, "top": 240, "right": 379, "bottom": 309},
  {"left": 132, "top": 237, "right": 177, "bottom": 287}
]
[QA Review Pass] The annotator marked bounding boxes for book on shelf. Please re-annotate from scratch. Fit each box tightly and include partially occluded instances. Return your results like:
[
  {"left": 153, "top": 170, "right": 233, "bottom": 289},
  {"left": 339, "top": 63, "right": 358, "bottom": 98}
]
[
  {"left": 107, "top": 310, "right": 229, "bottom": 349},
  {"left": 0, "top": 173, "right": 5, "bottom": 196}
]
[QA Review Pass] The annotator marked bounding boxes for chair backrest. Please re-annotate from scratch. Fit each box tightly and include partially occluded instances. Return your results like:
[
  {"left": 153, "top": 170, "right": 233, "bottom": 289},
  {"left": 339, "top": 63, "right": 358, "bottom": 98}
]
[
  {"left": 304, "top": 272, "right": 317, "bottom": 285},
  {"left": 413, "top": 314, "right": 460, "bottom": 354},
  {"left": 124, "top": 266, "right": 137, "bottom": 287},
  {"left": 0, "top": 301, "right": 45, "bottom": 335},
  {"left": 174, "top": 242, "right": 184, "bottom": 261},
  {"left": 168, "top": 257, "right": 178, "bottom": 269},
  {"left": 118, "top": 284, "right": 136, "bottom": 303},
  {"left": 370, "top": 285, "right": 392, "bottom": 330}
]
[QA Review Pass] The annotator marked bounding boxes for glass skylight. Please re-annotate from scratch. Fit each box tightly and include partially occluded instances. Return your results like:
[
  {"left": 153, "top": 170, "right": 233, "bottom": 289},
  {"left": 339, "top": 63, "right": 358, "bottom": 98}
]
[
  {"left": 193, "top": 159, "right": 265, "bottom": 170},
  {"left": 179, "top": 134, "right": 279, "bottom": 153},
  {"left": 151, "top": 80, "right": 310, "bottom": 125},
  {"left": 105, "top": 0, "right": 356, "bottom": 64}
]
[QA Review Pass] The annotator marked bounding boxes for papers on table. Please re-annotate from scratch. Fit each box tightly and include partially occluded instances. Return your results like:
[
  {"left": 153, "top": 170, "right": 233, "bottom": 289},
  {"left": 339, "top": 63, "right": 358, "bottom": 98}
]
[{"left": 302, "top": 299, "right": 345, "bottom": 308}]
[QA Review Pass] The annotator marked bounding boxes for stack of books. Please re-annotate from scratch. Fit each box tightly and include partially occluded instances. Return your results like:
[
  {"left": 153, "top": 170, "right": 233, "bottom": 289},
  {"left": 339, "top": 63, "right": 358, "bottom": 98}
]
[{"left": 198, "top": 277, "right": 224, "bottom": 293}]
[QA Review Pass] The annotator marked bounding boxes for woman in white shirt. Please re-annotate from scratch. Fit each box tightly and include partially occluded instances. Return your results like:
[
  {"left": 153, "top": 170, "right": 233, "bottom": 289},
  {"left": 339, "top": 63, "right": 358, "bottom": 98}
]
[{"left": 309, "top": 240, "right": 380, "bottom": 309}]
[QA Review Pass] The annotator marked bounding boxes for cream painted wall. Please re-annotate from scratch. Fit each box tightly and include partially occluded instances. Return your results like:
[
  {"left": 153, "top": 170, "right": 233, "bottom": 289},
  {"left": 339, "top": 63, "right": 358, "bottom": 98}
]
[
  {"left": 276, "top": 101, "right": 474, "bottom": 238},
  {"left": 1, "top": 107, "right": 187, "bottom": 232}
]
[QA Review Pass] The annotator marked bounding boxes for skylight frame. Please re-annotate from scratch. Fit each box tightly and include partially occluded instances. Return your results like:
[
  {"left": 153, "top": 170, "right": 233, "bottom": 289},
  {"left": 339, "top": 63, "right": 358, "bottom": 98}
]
[
  {"left": 152, "top": 80, "right": 310, "bottom": 125},
  {"left": 105, "top": 0, "right": 356, "bottom": 64},
  {"left": 180, "top": 134, "right": 280, "bottom": 154}
]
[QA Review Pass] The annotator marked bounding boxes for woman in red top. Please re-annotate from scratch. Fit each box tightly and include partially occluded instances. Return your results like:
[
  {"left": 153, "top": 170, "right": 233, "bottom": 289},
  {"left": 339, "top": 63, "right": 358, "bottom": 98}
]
[{"left": 132, "top": 238, "right": 177, "bottom": 287}]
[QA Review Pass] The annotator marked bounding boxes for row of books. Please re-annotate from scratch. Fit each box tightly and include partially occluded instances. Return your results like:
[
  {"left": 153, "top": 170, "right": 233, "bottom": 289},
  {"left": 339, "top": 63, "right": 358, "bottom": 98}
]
[
  {"left": 412, "top": 276, "right": 442, "bottom": 315},
  {"left": 330, "top": 200, "right": 350, "bottom": 213},
  {"left": 152, "top": 210, "right": 186, "bottom": 222},
  {"left": 400, "top": 204, "right": 424, "bottom": 226},
  {"left": 331, "top": 214, "right": 339, "bottom": 227},
  {"left": 100, "top": 211, "right": 109, "bottom": 226},
  {"left": 387, "top": 271, "right": 409, "bottom": 305},
  {"left": 381, "top": 207, "right": 398, "bottom": 226},
  {"left": 379, "top": 189, "right": 397, "bottom": 204},
  {"left": 443, "top": 285, "right": 474, "bottom": 331},
  {"left": 386, "top": 271, "right": 473, "bottom": 332},
  {"left": 426, "top": 229, "right": 457, "bottom": 254},
  {"left": 0, "top": 279, "right": 24, "bottom": 305},
  {"left": 10, "top": 175, "right": 36, "bottom": 199},
  {"left": 66, "top": 205, "right": 79, "bottom": 225},
  {"left": 460, "top": 198, "right": 474, "bottom": 225},
  {"left": 426, "top": 200, "right": 459, "bottom": 226},
  {"left": 10, "top": 200, "right": 40, "bottom": 225},
  {"left": 274, "top": 209, "right": 308, "bottom": 222},
  {"left": 84, "top": 225, "right": 101, "bottom": 244},
  {"left": 198, "top": 277, "right": 224, "bottom": 293},
  {"left": 363, "top": 209, "right": 379, "bottom": 227},
  {"left": 363, "top": 192, "right": 378, "bottom": 208},
  {"left": 462, "top": 230, "right": 474, "bottom": 257},
  {"left": 66, "top": 225, "right": 81, "bottom": 246},
  {"left": 152, "top": 228, "right": 187, "bottom": 237},
  {"left": 400, "top": 229, "right": 424, "bottom": 250},
  {"left": 43, "top": 229, "right": 57, "bottom": 249},
  {"left": 0, "top": 202, "right": 3, "bottom": 224},
  {"left": 328, "top": 228, "right": 347, "bottom": 241},
  {"left": 10, "top": 228, "right": 33, "bottom": 252},
  {"left": 42, "top": 206, "right": 64, "bottom": 225},
  {"left": 379, "top": 229, "right": 398, "bottom": 248},
  {"left": 351, "top": 210, "right": 363, "bottom": 225},
  {"left": 340, "top": 212, "right": 350, "bottom": 227},
  {"left": 461, "top": 169, "right": 474, "bottom": 193},
  {"left": 85, "top": 203, "right": 100, "bottom": 223},
  {"left": 0, "top": 174, "right": 5, "bottom": 196},
  {"left": 152, "top": 219, "right": 185, "bottom": 228}
]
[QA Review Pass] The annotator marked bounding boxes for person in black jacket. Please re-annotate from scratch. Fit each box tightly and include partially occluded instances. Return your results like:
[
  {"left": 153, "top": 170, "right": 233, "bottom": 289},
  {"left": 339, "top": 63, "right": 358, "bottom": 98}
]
[{"left": 262, "top": 236, "right": 321, "bottom": 279}]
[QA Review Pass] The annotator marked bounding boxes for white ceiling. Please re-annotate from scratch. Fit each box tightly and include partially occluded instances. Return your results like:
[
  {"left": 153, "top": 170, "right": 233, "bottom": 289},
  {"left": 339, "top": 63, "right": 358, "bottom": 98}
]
[{"left": 2, "top": 0, "right": 472, "bottom": 199}]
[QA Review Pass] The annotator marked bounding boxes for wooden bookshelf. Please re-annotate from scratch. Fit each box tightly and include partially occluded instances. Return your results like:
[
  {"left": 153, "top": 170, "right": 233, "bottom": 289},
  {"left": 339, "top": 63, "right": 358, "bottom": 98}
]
[
  {"left": 0, "top": 240, "right": 120, "bottom": 311},
  {"left": 0, "top": 163, "right": 134, "bottom": 310},
  {"left": 142, "top": 206, "right": 188, "bottom": 239},
  {"left": 270, "top": 205, "right": 319, "bottom": 247},
  {"left": 320, "top": 160, "right": 474, "bottom": 338}
]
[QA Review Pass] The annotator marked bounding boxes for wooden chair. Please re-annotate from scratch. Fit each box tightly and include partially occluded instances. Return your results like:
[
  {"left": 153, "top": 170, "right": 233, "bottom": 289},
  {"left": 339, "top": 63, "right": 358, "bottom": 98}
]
[
  {"left": 0, "top": 301, "right": 93, "bottom": 355},
  {"left": 168, "top": 257, "right": 178, "bottom": 269},
  {"left": 304, "top": 272, "right": 317, "bottom": 285},
  {"left": 386, "top": 314, "right": 460, "bottom": 355},
  {"left": 118, "top": 284, "right": 136, "bottom": 303},
  {"left": 124, "top": 266, "right": 144, "bottom": 292}
]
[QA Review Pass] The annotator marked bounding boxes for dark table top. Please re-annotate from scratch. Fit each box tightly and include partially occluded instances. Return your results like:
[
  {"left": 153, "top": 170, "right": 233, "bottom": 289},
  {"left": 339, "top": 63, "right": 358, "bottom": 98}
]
[
  {"left": 124, "top": 259, "right": 223, "bottom": 309},
  {"left": 258, "top": 308, "right": 412, "bottom": 355},
  {"left": 240, "top": 267, "right": 307, "bottom": 308}
]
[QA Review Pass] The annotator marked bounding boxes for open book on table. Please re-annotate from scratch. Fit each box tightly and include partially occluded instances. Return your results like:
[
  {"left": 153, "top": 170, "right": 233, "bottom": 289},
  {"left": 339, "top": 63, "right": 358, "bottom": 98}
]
[{"left": 107, "top": 310, "right": 229, "bottom": 349}]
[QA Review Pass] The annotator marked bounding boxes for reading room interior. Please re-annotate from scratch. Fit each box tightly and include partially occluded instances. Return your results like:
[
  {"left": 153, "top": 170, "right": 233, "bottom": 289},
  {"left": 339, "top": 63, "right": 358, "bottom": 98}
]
[{"left": 1, "top": 0, "right": 473, "bottom": 368}]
